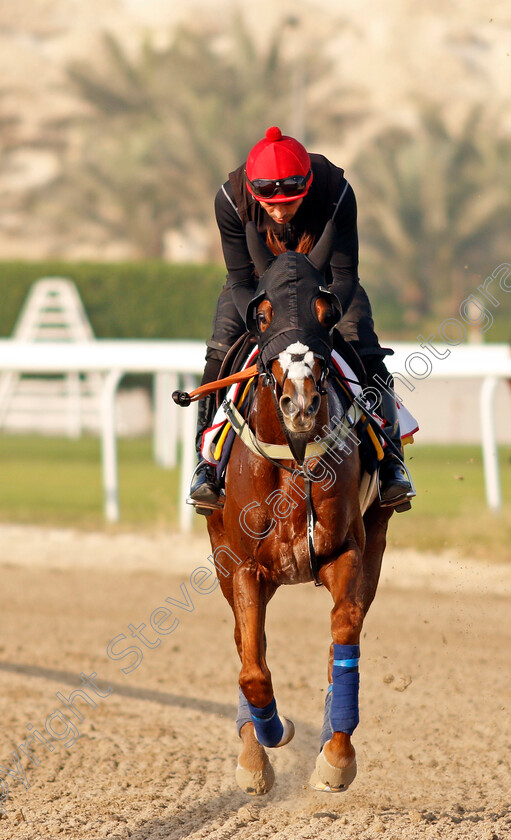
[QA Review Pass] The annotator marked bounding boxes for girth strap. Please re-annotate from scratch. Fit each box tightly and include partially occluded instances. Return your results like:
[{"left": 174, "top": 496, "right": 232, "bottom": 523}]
[{"left": 304, "top": 474, "right": 321, "bottom": 586}]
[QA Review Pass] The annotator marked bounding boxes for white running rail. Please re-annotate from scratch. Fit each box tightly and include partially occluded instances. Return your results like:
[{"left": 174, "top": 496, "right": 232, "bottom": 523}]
[{"left": 0, "top": 340, "right": 509, "bottom": 528}]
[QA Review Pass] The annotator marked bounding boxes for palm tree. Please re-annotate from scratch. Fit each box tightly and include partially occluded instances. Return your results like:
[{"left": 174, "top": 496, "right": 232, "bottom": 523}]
[
  {"left": 37, "top": 17, "right": 367, "bottom": 258},
  {"left": 353, "top": 101, "right": 511, "bottom": 329},
  {"left": 0, "top": 89, "right": 20, "bottom": 185}
]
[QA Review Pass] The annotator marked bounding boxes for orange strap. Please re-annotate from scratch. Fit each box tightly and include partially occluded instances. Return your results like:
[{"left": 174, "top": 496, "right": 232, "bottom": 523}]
[{"left": 187, "top": 364, "right": 259, "bottom": 401}]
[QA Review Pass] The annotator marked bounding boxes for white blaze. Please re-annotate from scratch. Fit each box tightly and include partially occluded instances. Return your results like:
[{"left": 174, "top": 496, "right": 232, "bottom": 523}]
[{"left": 278, "top": 342, "right": 315, "bottom": 387}]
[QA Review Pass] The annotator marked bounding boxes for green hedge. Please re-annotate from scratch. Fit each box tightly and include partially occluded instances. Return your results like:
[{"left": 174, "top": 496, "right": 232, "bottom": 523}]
[
  {"left": 1, "top": 261, "right": 510, "bottom": 343},
  {"left": 0, "top": 261, "right": 226, "bottom": 339}
]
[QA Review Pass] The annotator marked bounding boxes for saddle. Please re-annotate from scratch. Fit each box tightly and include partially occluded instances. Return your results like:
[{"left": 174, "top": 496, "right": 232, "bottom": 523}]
[{"left": 216, "top": 332, "right": 257, "bottom": 409}]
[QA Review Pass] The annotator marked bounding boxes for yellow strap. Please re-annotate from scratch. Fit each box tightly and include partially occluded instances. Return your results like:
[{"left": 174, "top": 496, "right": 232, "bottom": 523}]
[
  {"left": 365, "top": 420, "right": 385, "bottom": 462},
  {"left": 336, "top": 375, "right": 402, "bottom": 461},
  {"left": 213, "top": 420, "right": 232, "bottom": 461},
  {"left": 213, "top": 378, "right": 254, "bottom": 461}
]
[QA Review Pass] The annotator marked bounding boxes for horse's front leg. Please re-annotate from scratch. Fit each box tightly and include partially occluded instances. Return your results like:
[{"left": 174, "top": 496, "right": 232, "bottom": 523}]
[
  {"left": 310, "top": 544, "right": 364, "bottom": 793},
  {"left": 233, "top": 563, "right": 294, "bottom": 795}
]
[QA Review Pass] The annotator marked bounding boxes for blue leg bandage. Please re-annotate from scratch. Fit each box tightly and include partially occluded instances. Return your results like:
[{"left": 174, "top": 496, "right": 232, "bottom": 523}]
[
  {"left": 246, "top": 696, "right": 284, "bottom": 747},
  {"left": 330, "top": 643, "right": 360, "bottom": 735}
]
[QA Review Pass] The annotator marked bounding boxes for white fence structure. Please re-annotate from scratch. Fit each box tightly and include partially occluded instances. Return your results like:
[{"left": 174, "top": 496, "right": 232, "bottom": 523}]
[
  {"left": 0, "top": 339, "right": 204, "bottom": 530},
  {"left": 0, "top": 339, "right": 509, "bottom": 530},
  {"left": 0, "top": 278, "right": 103, "bottom": 436}
]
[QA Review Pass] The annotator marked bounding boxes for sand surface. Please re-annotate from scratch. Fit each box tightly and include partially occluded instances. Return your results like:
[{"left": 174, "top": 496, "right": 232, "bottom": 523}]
[{"left": 0, "top": 524, "right": 510, "bottom": 839}]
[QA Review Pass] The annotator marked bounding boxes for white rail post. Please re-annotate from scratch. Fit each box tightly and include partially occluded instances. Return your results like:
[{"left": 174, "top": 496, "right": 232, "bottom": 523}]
[
  {"left": 101, "top": 369, "right": 123, "bottom": 522},
  {"left": 66, "top": 371, "right": 82, "bottom": 439},
  {"left": 153, "top": 371, "right": 178, "bottom": 468},
  {"left": 480, "top": 376, "right": 501, "bottom": 511},
  {"left": 179, "top": 374, "right": 198, "bottom": 532}
]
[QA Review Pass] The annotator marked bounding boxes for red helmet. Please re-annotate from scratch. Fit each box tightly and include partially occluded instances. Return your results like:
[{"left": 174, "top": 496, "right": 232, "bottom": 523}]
[{"left": 245, "top": 126, "right": 313, "bottom": 204}]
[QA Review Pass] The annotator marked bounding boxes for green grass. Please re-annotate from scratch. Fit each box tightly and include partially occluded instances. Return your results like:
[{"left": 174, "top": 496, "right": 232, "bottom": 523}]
[
  {"left": 0, "top": 435, "right": 180, "bottom": 530},
  {"left": 0, "top": 436, "right": 509, "bottom": 559},
  {"left": 388, "top": 444, "right": 511, "bottom": 561}
]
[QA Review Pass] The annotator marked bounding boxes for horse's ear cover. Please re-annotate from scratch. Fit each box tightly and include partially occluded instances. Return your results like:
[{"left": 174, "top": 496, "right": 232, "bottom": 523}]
[
  {"left": 245, "top": 220, "right": 341, "bottom": 366},
  {"left": 307, "top": 219, "right": 337, "bottom": 273}
]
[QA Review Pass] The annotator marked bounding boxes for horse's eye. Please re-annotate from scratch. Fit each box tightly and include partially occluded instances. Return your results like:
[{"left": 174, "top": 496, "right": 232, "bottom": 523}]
[
  {"left": 314, "top": 296, "right": 339, "bottom": 330},
  {"left": 323, "top": 307, "right": 337, "bottom": 328},
  {"left": 257, "top": 312, "right": 267, "bottom": 328},
  {"left": 317, "top": 303, "right": 336, "bottom": 329}
]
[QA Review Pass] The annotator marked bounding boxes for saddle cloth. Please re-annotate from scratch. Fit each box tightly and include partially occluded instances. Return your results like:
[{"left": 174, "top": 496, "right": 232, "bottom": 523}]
[{"left": 201, "top": 347, "right": 419, "bottom": 469}]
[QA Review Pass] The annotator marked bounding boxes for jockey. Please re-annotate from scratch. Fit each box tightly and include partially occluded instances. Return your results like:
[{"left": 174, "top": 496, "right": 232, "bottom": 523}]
[{"left": 189, "top": 126, "right": 413, "bottom": 510}]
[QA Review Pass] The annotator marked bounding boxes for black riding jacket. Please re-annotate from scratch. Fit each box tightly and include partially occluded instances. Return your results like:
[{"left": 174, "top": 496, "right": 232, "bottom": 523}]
[{"left": 214, "top": 154, "right": 359, "bottom": 323}]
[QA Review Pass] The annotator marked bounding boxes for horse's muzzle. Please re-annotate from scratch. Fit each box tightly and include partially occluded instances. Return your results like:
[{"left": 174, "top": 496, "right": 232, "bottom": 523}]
[{"left": 279, "top": 390, "right": 321, "bottom": 433}]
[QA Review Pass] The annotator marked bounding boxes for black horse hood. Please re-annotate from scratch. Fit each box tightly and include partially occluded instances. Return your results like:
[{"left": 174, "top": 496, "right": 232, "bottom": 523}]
[{"left": 245, "top": 222, "right": 341, "bottom": 369}]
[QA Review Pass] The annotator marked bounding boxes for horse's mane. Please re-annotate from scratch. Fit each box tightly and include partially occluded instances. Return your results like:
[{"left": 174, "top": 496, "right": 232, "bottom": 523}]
[{"left": 265, "top": 229, "right": 316, "bottom": 256}]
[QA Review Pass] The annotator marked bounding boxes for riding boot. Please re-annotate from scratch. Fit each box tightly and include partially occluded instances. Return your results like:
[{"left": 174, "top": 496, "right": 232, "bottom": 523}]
[
  {"left": 376, "top": 390, "right": 415, "bottom": 512},
  {"left": 188, "top": 393, "right": 222, "bottom": 507}
]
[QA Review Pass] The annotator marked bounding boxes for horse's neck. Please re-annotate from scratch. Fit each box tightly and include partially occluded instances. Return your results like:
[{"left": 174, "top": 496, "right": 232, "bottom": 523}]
[{"left": 251, "top": 381, "right": 330, "bottom": 444}]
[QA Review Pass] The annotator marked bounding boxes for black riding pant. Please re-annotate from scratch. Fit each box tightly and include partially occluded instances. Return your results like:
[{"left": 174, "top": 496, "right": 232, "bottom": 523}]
[{"left": 201, "top": 279, "right": 389, "bottom": 386}]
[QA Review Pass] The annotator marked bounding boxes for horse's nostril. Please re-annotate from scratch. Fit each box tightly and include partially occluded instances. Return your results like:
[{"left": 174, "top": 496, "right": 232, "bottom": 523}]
[
  {"left": 280, "top": 396, "right": 296, "bottom": 417},
  {"left": 308, "top": 394, "right": 321, "bottom": 416}
]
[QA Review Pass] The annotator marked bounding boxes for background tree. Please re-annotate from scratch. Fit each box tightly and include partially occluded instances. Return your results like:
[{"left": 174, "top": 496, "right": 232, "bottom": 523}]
[
  {"left": 353, "top": 100, "right": 511, "bottom": 331},
  {"left": 0, "top": 89, "right": 21, "bottom": 210},
  {"left": 36, "top": 16, "right": 365, "bottom": 258}
]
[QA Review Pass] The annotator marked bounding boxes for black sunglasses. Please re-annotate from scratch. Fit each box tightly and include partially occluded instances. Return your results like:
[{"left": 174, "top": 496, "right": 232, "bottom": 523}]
[{"left": 246, "top": 170, "right": 311, "bottom": 200}]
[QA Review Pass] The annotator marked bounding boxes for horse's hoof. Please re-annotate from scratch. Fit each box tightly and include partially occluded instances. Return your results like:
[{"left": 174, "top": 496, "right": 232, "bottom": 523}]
[
  {"left": 309, "top": 748, "right": 357, "bottom": 793},
  {"left": 236, "top": 757, "right": 275, "bottom": 796}
]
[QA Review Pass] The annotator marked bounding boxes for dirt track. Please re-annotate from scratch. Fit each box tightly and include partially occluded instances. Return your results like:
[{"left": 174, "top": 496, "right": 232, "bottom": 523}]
[{"left": 0, "top": 524, "right": 510, "bottom": 839}]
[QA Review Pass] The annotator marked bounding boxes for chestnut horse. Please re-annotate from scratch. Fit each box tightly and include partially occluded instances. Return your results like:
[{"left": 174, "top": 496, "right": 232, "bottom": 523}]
[{"left": 206, "top": 221, "right": 393, "bottom": 795}]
